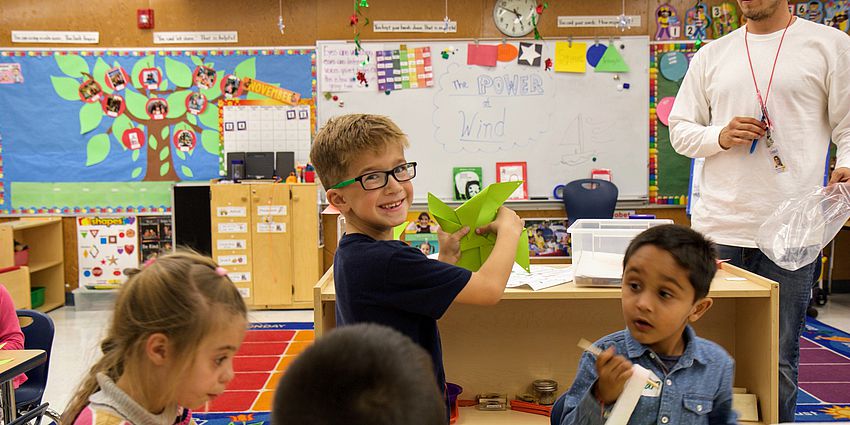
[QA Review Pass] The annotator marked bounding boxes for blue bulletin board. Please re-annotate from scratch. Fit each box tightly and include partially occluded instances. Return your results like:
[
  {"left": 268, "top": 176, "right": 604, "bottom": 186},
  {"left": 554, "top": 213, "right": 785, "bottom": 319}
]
[{"left": 0, "top": 48, "right": 315, "bottom": 214}]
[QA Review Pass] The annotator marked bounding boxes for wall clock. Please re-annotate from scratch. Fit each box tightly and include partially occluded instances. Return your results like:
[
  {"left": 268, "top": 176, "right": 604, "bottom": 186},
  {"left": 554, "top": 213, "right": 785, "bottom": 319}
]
[{"left": 494, "top": 0, "right": 537, "bottom": 37}]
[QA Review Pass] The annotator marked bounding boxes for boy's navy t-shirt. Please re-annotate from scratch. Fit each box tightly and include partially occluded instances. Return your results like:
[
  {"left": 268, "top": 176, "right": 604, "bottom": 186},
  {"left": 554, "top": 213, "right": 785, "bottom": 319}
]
[{"left": 334, "top": 233, "right": 472, "bottom": 400}]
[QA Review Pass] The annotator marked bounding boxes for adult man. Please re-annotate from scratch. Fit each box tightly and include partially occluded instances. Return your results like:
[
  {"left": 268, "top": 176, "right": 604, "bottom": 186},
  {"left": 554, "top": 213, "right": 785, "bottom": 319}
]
[{"left": 669, "top": 0, "right": 850, "bottom": 421}]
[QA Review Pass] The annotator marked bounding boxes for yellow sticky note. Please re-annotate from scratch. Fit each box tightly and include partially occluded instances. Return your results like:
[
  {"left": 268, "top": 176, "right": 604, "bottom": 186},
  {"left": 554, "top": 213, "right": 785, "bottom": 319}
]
[{"left": 554, "top": 42, "right": 587, "bottom": 73}]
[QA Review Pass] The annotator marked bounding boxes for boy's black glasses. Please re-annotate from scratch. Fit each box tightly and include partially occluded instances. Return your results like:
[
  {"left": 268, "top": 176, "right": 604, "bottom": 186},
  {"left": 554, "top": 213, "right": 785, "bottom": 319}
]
[{"left": 330, "top": 162, "right": 417, "bottom": 190}]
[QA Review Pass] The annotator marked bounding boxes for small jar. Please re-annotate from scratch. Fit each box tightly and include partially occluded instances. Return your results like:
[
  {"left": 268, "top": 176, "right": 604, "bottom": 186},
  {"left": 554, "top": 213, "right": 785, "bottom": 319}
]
[
  {"left": 231, "top": 160, "right": 245, "bottom": 181},
  {"left": 532, "top": 379, "right": 559, "bottom": 405}
]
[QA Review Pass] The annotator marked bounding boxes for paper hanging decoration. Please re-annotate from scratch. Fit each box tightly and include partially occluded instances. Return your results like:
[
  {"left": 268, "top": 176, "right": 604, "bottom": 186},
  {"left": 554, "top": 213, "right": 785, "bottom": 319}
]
[
  {"left": 533, "top": 2, "right": 548, "bottom": 40},
  {"left": 594, "top": 44, "right": 629, "bottom": 73},
  {"left": 685, "top": 2, "right": 711, "bottom": 41},
  {"left": 517, "top": 42, "right": 542, "bottom": 67},
  {"left": 351, "top": 0, "right": 371, "bottom": 54},
  {"left": 711, "top": 2, "right": 739, "bottom": 38},
  {"left": 586, "top": 43, "right": 607, "bottom": 67},
  {"left": 655, "top": 3, "right": 681, "bottom": 40}
]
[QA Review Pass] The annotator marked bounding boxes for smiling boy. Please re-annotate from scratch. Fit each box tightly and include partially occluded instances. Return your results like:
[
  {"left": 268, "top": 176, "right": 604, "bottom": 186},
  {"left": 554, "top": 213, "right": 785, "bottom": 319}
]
[
  {"left": 551, "top": 224, "right": 736, "bottom": 425},
  {"left": 310, "top": 114, "right": 523, "bottom": 421}
]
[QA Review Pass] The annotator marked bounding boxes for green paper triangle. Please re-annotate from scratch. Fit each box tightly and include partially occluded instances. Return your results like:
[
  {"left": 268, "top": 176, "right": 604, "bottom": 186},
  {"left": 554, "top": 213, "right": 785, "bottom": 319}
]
[
  {"left": 81, "top": 232, "right": 88, "bottom": 238},
  {"left": 595, "top": 46, "right": 630, "bottom": 73},
  {"left": 393, "top": 221, "right": 408, "bottom": 240}
]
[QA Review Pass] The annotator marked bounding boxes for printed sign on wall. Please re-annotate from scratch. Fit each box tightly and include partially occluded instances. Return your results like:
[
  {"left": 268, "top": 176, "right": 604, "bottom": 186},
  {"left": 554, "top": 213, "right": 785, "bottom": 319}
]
[{"left": 77, "top": 216, "right": 139, "bottom": 288}]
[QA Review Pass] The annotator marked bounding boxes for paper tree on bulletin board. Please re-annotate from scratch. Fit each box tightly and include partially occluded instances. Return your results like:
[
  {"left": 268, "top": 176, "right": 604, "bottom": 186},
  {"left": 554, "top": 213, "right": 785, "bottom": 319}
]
[{"left": 49, "top": 54, "right": 259, "bottom": 181}]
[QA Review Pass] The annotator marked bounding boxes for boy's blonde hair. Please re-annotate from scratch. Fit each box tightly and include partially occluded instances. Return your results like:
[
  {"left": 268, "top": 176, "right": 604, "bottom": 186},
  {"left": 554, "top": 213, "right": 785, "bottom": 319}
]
[
  {"left": 62, "top": 250, "right": 248, "bottom": 423},
  {"left": 310, "top": 114, "right": 409, "bottom": 189}
]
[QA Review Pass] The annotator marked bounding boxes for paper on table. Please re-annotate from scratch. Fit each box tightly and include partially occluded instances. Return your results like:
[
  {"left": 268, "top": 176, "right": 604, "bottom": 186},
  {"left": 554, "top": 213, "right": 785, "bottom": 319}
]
[
  {"left": 507, "top": 264, "right": 574, "bottom": 291},
  {"left": 574, "top": 251, "right": 624, "bottom": 287},
  {"left": 0, "top": 358, "right": 12, "bottom": 366},
  {"left": 428, "top": 181, "right": 530, "bottom": 272}
]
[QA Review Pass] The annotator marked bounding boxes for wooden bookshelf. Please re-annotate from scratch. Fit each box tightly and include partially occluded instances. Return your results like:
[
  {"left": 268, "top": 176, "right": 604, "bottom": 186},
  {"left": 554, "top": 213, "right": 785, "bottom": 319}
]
[{"left": 0, "top": 218, "right": 65, "bottom": 312}]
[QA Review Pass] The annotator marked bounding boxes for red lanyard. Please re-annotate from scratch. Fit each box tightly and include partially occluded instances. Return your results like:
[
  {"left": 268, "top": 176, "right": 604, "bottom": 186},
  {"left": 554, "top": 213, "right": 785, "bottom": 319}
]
[{"left": 744, "top": 14, "right": 793, "bottom": 126}]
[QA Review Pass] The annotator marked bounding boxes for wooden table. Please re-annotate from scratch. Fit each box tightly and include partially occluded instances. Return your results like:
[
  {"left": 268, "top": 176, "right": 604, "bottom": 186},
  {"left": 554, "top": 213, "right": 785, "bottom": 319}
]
[
  {"left": 314, "top": 263, "right": 778, "bottom": 424},
  {"left": 0, "top": 350, "right": 45, "bottom": 423}
]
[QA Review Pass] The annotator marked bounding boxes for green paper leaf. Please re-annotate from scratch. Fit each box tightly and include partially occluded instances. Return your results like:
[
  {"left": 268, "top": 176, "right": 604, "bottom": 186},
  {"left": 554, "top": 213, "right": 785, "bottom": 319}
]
[
  {"left": 175, "top": 149, "right": 186, "bottom": 160},
  {"left": 51, "top": 76, "right": 82, "bottom": 101},
  {"left": 79, "top": 102, "right": 103, "bottom": 135},
  {"left": 132, "top": 149, "right": 141, "bottom": 162},
  {"left": 161, "top": 126, "right": 170, "bottom": 140},
  {"left": 125, "top": 89, "right": 149, "bottom": 119},
  {"left": 595, "top": 45, "right": 630, "bottom": 73},
  {"left": 160, "top": 80, "right": 169, "bottom": 91},
  {"left": 166, "top": 89, "right": 191, "bottom": 118},
  {"left": 160, "top": 162, "right": 170, "bottom": 176},
  {"left": 93, "top": 58, "right": 113, "bottom": 94},
  {"left": 111, "top": 114, "right": 132, "bottom": 145},
  {"left": 131, "top": 167, "right": 143, "bottom": 178},
  {"left": 55, "top": 55, "right": 89, "bottom": 78},
  {"left": 190, "top": 56, "right": 204, "bottom": 67},
  {"left": 181, "top": 165, "right": 194, "bottom": 178},
  {"left": 198, "top": 103, "right": 219, "bottom": 128},
  {"left": 201, "top": 130, "right": 220, "bottom": 155},
  {"left": 159, "top": 146, "right": 170, "bottom": 161},
  {"left": 234, "top": 58, "right": 256, "bottom": 79},
  {"left": 149, "top": 134, "right": 158, "bottom": 150},
  {"left": 85, "top": 133, "right": 110, "bottom": 166},
  {"left": 130, "top": 56, "right": 155, "bottom": 90},
  {"left": 186, "top": 113, "right": 198, "bottom": 126},
  {"left": 165, "top": 57, "right": 193, "bottom": 88}
]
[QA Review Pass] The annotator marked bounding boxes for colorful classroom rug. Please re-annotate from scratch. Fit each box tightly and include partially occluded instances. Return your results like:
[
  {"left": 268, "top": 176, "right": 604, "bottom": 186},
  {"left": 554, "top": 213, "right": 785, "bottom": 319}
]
[
  {"left": 796, "top": 317, "right": 850, "bottom": 422},
  {"left": 192, "top": 322, "right": 314, "bottom": 425}
]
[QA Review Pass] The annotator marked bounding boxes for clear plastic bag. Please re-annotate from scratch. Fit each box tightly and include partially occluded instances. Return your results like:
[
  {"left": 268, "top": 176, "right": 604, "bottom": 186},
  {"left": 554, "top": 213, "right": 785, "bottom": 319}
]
[{"left": 756, "top": 183, "right": 850, "bottom": 271}]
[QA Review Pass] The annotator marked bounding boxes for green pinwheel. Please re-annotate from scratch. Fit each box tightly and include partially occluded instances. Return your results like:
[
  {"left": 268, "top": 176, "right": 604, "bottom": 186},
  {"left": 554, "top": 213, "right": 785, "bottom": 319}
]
[{"left": 428, "top": 181, "right": 530, "bottom": 272}]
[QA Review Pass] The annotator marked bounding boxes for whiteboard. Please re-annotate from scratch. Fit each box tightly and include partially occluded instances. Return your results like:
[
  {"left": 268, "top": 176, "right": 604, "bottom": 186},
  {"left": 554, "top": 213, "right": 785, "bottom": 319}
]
[{"left": 317, "top": 37, "right": 649, "bottom": 201}]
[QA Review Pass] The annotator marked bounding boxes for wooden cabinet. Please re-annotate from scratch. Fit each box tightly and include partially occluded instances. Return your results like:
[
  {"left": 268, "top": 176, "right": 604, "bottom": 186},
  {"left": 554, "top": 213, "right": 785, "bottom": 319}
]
[
  {"left": 315, "top": 264, "right": 778, "bottom": 425},
  {"left": 212, "top": 181, "right": 320, "bottom": 309},
  {"left": 0, "top": 218, "right": 65, "bottom": 312}
]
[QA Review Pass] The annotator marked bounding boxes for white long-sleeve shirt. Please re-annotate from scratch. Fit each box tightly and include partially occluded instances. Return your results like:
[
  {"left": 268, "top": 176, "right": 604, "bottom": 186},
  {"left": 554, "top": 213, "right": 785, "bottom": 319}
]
[{"left": 669, "top": 18, "right": 850, "bottom": 247}]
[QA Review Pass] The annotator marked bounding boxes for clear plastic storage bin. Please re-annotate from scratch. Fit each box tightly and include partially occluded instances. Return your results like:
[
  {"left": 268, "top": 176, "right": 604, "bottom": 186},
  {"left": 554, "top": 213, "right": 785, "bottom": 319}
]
[
  {"left": 568, "top": 219, "right": 673, "bottom": 286},
  {"left": 73, "top": 286, "right": 119, "bottom": 311}
]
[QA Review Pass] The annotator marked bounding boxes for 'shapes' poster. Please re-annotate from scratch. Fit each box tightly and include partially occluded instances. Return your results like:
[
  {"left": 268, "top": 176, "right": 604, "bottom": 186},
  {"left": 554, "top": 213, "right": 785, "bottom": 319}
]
[{"left": 77, "top": 216, "right": 139, "bottom": 288}]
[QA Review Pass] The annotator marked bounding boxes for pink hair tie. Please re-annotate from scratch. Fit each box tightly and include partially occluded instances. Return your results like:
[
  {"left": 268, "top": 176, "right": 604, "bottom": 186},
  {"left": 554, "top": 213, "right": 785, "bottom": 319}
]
[
  {"left": 143, "top": 258, "right": 156, "bottom": 268},
  {"left": 215, "top": 267, "right": 228, "bottom": 276}
]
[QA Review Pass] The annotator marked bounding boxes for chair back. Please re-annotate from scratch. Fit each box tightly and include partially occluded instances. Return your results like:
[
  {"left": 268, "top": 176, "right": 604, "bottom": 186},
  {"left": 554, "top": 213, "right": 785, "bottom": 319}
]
[
  {"left": 15, "top": 310, "right": 54, "bottom": 409},
  {"left": 562, "top": 179, "right": 619, "bottom": 228},
  {"left": 7, "top": 402, "right": 49, "bottom": 425}
]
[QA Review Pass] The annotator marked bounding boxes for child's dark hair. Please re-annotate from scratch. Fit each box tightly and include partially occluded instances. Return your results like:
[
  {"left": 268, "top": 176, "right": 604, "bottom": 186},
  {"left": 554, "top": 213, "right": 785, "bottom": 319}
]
[
  {"left": 418, "top": 212, "right": 430, "bottom": 220},
  {"left": 272, "top": 324, "right": 445, "bottom": 425},
  {"left": 623, "top": 224, "right": 717, "bottom": 300}
]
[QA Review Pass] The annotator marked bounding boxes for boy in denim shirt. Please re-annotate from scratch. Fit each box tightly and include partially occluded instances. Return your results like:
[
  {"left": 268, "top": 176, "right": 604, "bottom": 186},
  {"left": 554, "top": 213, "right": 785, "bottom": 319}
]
[
  {"left": 310, "top": 114, "right": 523, "bottom": 421},
  {"left": 552, "top": 225, "right": 736, "bottom": 425}
]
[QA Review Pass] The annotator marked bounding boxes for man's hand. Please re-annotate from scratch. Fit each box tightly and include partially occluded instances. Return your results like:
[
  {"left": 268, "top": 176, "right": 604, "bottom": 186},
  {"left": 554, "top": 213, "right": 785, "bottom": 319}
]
[
  {"left": 719, "top": 117, "right": 766, "bottom": 150},
  {"left": 828, "top": 167, "right": 850, "bottom": 185}
]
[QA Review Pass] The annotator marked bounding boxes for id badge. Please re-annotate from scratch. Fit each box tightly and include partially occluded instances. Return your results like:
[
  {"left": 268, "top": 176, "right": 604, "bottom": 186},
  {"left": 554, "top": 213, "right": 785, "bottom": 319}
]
[{"left": 769, "top": 147, "right": 787, "bottom": 173}]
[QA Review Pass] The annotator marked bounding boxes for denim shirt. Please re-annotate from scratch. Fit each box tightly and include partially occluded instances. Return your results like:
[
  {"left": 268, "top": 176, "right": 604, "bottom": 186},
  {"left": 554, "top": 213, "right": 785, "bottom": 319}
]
[{"left": 551, "top": 326, "right": 737, "bottom": 425}]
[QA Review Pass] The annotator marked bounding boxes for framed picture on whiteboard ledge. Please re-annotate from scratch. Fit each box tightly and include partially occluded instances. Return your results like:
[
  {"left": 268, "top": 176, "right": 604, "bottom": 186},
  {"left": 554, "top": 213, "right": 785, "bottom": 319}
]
[
  {"left": 496, "top": 162, "right": 528, "bottom": 200},
  {"left": 525, "top": 218, "right": 570, "bottom": 259}
]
